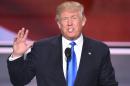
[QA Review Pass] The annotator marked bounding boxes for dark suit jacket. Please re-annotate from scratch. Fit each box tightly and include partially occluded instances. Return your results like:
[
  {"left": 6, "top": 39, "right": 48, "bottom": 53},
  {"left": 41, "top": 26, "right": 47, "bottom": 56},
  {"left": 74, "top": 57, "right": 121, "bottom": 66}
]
[{"left": 7, "top": 35, "right": 118, "bottom": 86}]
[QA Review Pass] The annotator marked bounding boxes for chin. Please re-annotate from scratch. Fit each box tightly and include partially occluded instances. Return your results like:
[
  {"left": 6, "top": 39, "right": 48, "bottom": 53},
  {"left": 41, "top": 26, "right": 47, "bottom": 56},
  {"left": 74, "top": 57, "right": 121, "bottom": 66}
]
[
  {"left": 64, "top": 34, "right": 79, "bottom": 40},
  {"left": 67, "top": 36, "right": 78, "bottom": 40}
]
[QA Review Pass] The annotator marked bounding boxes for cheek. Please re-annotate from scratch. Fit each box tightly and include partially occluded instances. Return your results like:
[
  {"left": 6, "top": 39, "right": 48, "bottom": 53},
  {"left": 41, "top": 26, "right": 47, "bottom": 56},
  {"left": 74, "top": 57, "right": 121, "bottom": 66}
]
[
  {"left": 58, "top": 24, "right": 67, "bottom": 33},
  {"left": 75, "top": 23, "right": 83, "bottom": 33},
  {"left": 74, "top": 22, "right": 82, "bottom": 29},
  {"left": 59, "top": 22, "right": 67, "bottom": 28}
]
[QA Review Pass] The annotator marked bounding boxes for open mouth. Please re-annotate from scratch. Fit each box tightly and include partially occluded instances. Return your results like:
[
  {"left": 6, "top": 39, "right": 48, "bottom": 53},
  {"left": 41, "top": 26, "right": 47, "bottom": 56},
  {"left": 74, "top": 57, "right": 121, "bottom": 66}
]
[{"left": 68, "top": 28, "right": 74, "bottom": 33}]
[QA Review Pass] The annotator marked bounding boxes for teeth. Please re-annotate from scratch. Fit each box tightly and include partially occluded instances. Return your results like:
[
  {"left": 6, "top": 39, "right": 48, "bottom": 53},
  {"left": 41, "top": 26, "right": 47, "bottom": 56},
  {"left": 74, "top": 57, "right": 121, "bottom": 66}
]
[{"left": 68, "top": 28, "right": 73, "bottom": 32}]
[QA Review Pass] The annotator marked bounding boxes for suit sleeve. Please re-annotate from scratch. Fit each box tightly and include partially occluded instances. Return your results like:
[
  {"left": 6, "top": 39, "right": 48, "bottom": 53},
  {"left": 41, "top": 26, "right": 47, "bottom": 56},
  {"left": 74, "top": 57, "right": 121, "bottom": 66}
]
[
  {"left": 7, "top": 45, "right": 37, "bottom": 86},
  {"left": 99, "top": 47, "right": 118, "bottom": 86}
]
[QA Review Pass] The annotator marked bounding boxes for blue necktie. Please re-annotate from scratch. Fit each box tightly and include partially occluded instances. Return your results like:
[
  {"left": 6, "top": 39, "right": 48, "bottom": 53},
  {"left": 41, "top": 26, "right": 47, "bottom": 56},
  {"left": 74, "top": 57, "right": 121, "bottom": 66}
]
[{"left": 67, "top": 41, "right": 77, "bottom": 86}]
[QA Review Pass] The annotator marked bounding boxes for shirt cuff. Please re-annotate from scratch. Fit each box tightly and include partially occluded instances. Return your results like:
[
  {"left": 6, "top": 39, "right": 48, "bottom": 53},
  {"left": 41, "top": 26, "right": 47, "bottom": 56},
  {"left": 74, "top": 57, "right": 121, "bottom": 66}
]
[
  {"left": 8, "top": 48, "right": 31, "bottom": 61},
  {"left": 8, "top": 55, "right": 22, "bottom": 61}
]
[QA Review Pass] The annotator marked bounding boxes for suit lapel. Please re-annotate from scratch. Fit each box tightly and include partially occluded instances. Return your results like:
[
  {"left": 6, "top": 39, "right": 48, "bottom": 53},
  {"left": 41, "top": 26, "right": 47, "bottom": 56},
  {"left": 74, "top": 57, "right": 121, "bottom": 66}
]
[
  {"left": 75, "top": 37, "right": 93, "bottom": 86},
  {"left": 52, "top": 35, "right": 66, "bottom": 86}
]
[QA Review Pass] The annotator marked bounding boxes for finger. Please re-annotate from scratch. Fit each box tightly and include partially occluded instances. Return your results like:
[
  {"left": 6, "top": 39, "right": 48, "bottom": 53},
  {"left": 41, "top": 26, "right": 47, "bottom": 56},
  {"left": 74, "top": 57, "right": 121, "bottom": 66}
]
[
  {"left": 19, "top": 27, "right": 25, "bottom": 39},
  {"left": 14, "top": 29, "right": 22, "bottom": 44},
  {"left": 15, "top": 28, "right": 25, "bottom": 43},
  {"left": 22, "top": 29, "right": 29, "bottom": 41},
  {"left": 16, "top": 29, "right": 22, "bottom": 39}
]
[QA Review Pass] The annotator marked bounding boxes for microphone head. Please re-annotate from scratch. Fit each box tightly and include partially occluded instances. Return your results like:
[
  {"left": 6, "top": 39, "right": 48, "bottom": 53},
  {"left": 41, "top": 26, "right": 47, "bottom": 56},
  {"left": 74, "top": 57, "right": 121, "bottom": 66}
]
[{"left": 65, "top": 48, "right": 71, "bottom": 60}]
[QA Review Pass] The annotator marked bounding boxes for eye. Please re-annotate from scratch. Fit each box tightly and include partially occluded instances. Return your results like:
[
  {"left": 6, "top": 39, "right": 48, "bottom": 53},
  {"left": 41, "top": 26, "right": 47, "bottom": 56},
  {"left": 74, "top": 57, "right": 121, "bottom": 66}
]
[
  {"left": 72, "top": 16, "right": 78, "bottom": 20},
  {"left": 62, "top": 17, "right": 68, "bottom": 21}
]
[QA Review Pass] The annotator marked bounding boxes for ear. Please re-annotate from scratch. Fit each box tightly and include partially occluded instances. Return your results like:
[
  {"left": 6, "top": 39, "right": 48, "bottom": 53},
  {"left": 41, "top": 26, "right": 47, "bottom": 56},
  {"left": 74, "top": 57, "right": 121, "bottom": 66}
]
[
  {"left": 57, "top": 21, "right": 61, "bottom": 29},
  {"left": 82, "top": 16, "right": 87, "bottom": 26}
]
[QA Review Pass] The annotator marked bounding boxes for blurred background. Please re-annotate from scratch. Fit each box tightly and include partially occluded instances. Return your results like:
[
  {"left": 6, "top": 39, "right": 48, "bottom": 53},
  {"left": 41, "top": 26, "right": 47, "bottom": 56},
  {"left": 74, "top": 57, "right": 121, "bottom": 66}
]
[{"left": 0, "top": 0, "right": 130, "bottom": 86}]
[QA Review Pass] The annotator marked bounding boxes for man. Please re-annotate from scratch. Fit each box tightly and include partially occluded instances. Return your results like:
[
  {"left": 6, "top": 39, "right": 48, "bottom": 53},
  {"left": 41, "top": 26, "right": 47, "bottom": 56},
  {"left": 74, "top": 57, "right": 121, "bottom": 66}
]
[{"left": 7, "top": 1, "right": 118, "bottom": 86}]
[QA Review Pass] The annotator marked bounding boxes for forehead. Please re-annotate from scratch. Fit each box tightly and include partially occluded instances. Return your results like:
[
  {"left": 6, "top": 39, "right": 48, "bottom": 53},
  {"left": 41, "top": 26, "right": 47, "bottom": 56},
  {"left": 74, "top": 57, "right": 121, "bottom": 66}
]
[{"left": 60, "top": 9, "right": 81, "bottom": 17}]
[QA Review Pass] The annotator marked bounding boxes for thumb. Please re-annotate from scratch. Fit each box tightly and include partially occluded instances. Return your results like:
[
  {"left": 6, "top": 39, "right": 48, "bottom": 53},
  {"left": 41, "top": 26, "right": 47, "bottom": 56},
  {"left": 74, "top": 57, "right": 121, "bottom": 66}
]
[
  {"left": 25, "top": 41, "right": 34, "bottom": 54},
  {"left": 27, "top": 41, "right": 34, "bottom": 49}
]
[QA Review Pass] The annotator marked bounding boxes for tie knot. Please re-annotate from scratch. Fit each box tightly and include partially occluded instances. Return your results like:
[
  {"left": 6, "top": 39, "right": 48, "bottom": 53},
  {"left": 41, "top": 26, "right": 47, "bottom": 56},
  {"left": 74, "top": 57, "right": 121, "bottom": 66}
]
[{"left": 70, "top": 41, "right": 76, "bottom": 47}]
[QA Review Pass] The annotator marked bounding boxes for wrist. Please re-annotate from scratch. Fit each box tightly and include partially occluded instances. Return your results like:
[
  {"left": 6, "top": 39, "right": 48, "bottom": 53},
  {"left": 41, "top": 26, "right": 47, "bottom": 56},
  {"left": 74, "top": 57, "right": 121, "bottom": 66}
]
[{"left": 12, "top": 52, "right": 23, "bottom": 58}]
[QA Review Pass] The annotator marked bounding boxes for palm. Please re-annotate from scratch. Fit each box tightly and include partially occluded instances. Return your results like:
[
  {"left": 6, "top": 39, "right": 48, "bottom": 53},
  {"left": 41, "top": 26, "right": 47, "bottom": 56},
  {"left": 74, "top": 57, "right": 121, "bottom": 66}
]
[
  {"left": 12, "top": 28, "right": 33, "bottom": 57},
  {"left": 13, "top": 41, "right": 28, "bottom": 55}
]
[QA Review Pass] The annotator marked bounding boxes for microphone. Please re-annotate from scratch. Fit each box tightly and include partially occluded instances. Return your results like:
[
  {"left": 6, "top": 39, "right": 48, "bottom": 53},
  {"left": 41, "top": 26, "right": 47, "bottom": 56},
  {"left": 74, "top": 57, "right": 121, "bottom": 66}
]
[
  {"left": 65, "top": 48, "right": 71, "bottom": 61},
  {"left": 65, "top": 47, "right": 71, "bottom": 81}
]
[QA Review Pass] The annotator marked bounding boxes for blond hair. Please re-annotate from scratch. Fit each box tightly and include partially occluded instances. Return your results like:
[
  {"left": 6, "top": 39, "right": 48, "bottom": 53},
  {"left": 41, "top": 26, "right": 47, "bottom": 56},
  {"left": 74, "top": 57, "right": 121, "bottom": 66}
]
[{"left": 56, "top": 1, "right": 85, "bottom": 21}]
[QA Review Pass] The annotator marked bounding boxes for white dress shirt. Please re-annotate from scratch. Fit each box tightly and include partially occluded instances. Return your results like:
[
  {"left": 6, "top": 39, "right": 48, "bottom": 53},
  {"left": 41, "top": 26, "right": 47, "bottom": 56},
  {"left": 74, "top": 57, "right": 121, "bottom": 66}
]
[{"left": 62, "top": 34, "right": 83, "bottom": 78}]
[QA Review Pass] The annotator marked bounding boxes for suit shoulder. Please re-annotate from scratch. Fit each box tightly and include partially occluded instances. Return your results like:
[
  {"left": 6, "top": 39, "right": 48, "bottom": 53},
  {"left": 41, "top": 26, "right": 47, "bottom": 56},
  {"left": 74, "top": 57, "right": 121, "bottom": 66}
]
[
  {"left": 84, "top": 37, "right": 110, "bottom": 59},
  {"left": 85, "top": 37, "right": 109, "bottom": 50},
  {"left": 35, "top": 36, "right": 60, "bottom": 45},
  {"left": 33, "top": 36, "right": 60, "bottom": 47}
]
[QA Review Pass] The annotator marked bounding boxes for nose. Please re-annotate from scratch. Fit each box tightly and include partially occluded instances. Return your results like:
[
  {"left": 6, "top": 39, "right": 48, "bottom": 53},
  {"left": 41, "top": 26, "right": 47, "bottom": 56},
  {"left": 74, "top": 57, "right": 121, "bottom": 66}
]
[{"left": 67, "top": 18, "right": 73, "bottom": 26}]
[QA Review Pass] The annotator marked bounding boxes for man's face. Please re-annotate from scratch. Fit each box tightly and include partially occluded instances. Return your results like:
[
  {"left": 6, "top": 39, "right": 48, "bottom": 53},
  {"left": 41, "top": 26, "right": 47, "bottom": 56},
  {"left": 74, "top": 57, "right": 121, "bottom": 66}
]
[{"left": 57, "top": 10, "right": 86, "bottom": 40}]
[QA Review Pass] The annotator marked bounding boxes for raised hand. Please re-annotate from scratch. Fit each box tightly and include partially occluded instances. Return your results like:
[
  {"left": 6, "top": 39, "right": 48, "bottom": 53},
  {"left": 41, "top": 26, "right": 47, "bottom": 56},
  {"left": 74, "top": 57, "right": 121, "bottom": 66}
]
[{"left": 12, "top": 28, "right": 34, "bottom": 57}]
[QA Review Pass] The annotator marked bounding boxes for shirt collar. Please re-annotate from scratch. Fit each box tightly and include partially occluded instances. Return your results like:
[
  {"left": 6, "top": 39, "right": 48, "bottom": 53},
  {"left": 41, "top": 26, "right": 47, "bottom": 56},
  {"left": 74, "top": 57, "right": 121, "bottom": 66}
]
[{"left": 62, "top": 34, "right": 83, "bottom": 47}]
